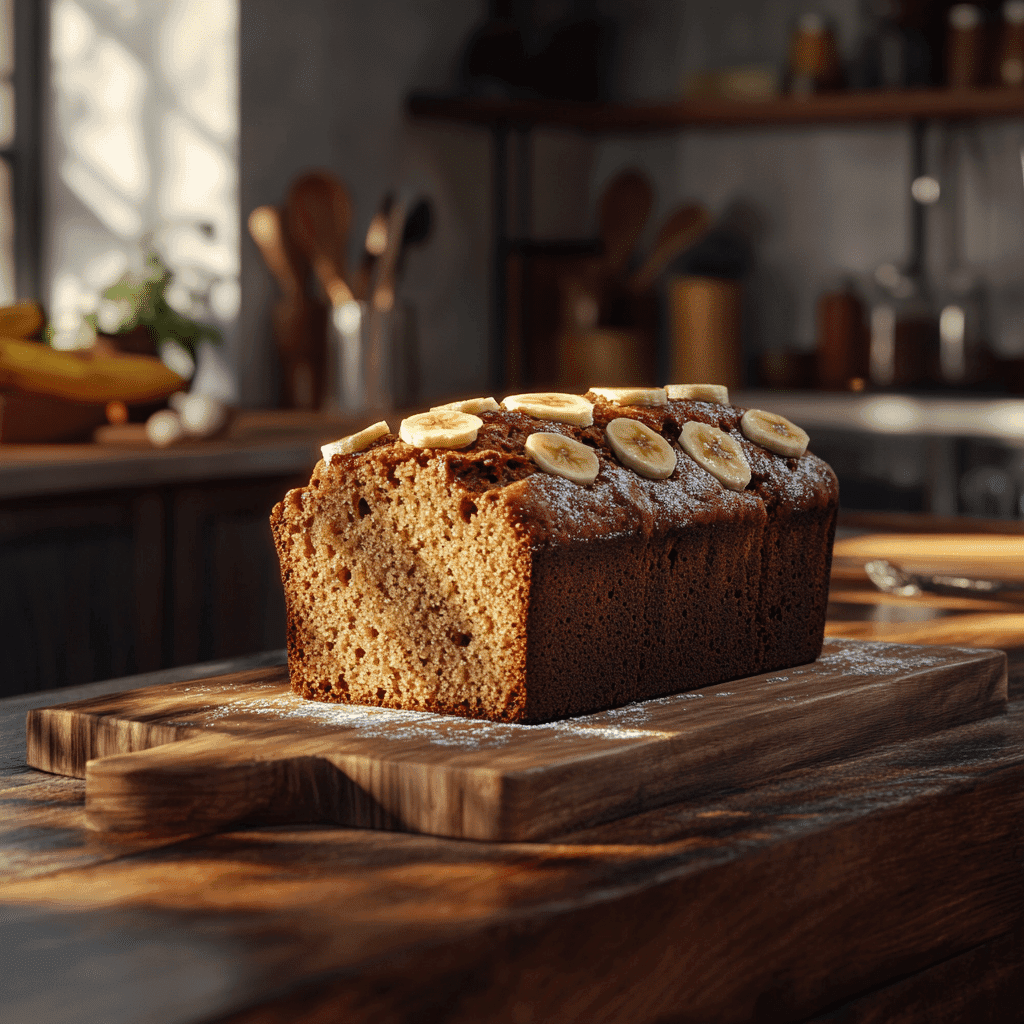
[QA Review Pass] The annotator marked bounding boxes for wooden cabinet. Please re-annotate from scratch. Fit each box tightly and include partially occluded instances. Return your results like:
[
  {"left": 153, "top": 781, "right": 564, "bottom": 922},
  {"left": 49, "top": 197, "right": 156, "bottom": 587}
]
[
  {"left": 0, "top": 410, "right": 357, "bottom": 697},
  {"left": 168, "top": 477, "right": 304, "bottom": 667},
  {"left": 0, "top": 474, "right": 305, "bottom": 698},
  {"left": 0, "top": 490, "right": 158, "bottom": 693}
]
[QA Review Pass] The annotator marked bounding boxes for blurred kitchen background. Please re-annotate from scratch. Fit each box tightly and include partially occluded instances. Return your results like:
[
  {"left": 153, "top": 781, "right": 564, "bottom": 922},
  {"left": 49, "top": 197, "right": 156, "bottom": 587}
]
[{"left": 5, "top": 0, "right": 1024, "bottom": 692}]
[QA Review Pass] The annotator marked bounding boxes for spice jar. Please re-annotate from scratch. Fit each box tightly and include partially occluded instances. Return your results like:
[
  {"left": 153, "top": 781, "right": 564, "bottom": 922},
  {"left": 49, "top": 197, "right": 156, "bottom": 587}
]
[
  {"left": 946, "top": 4, "right": 986, "bottom": 89},
  {"left": 996, "top": 1, "right": 1024, "bottom": 86},
  {"left": 816, "top": 286, "right": 869, "bottom": 391},
  {"left": 787, "top": 13, "right": 845, "bottom": 95}
]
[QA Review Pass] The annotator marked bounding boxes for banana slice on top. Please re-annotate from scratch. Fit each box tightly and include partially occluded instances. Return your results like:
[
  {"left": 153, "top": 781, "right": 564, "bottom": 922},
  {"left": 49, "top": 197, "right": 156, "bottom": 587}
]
[
  {"left": 525, "top": 432, "right": 600, "bottom": 485},
  {"left": 399, "top": 410, "right": 482, "bottom": 449},
  {"left": 678, "top": 421, "right": 751, "bottom": 491},
  {"left": 605, "top": 418, "right": 677, "bottom": 479},
  {"left": 431, "top": 397, "right": 500, "bottom": 415},
  {"left": 740, "top": 408, "right": 809, "bottom": 458},
  {"left": 321, "top": 420, "right": 390, "bottom": 461},
  {"left": 502, "top": 392, "right": 594, "bottom": 427},
  {"left": 665, "top": 384, "right": 730, "bottom": 405},
  {"left": 589, "top": 386, "right": 667, "bottom": 407}
]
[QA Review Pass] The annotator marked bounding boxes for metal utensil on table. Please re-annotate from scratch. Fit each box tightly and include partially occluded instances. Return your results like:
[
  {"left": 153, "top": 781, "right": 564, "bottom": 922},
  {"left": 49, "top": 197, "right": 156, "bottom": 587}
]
[{"left": 864, "top": 559, "right": 1024, "bottom": 599}]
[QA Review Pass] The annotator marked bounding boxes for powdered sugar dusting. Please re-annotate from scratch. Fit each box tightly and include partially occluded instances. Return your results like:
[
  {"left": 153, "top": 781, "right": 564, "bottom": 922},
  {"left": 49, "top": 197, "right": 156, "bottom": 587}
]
[
  {"left": 508, "top": 448, "right": 765, "bottom": 547},
  {"left": 167, "top": 689, "right": 674, "bottom": 750},
  {"left": 155, "top": 641, "right": 960, "bottom": 753},
  {"left": 818, "top": 639, "right": 950, "bottom": 676}
]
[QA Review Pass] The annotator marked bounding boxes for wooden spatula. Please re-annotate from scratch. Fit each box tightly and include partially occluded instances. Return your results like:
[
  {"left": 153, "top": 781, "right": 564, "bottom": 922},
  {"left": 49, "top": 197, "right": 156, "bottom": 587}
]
[
  {"left": 286, "top": 171, "right": 354, "bottom": 306},
  {"left": 598, "top": 169, "right": 653, "bottom": 277},
  {"left": 248, "top": 204, "right": 327, "bottom": 409},
  {"left": 361, "top": 194, "right": 409, "bottom": 410},
  {"left": 629, "top": 204, "right": 712, "bottom": 292}
]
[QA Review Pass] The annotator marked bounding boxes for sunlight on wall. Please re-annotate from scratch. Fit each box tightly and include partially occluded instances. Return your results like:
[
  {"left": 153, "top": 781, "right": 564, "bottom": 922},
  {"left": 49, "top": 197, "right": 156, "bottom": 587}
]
[
  {"left": 0, "top": 159, "right": 12, "bottom": 304},
  {"left": 0, "top": 0, "right": 14, "bottom": 304},
  {"left": 48, "top": 0, "right": 238, "bottom": 350}
]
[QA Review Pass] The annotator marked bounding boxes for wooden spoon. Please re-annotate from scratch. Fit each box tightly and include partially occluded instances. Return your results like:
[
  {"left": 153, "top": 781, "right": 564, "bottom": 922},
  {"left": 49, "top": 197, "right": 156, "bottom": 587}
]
[
  {"left": 598, "top": 169, "right": 653, "bottom": 277},
  {"left": 247, "top": 206, "right": 304, "bottom": 299},
  {"left": 286, "top": 171, "right": 354, "bottom": 306},
  {"left": 248, "top": 204, "right": 327, "bottom": 409},
  {"left": 629, "top": 204, "right": 712, "bottom": 292}
]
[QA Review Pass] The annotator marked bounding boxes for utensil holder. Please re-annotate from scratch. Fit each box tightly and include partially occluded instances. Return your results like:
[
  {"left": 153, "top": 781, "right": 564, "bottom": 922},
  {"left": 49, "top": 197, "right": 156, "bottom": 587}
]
[{"left": 324, "top": 300, "right": 418, "bottom": 414}]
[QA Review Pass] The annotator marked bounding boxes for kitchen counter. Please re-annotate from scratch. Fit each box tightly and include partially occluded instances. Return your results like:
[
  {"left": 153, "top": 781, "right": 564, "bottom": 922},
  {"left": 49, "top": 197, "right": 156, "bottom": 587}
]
[
  {"left": 2, "top": 530, "right": 1023, "bottom": 1024},
  {"left": 0, "top": 409, "right": 363, "bottom": 500},
  {"left": 733, "top": 391, "right": 1024, "bottom": 443},
  {"left": 828, "top": 520, "right": 1024, "bottom": 695}
]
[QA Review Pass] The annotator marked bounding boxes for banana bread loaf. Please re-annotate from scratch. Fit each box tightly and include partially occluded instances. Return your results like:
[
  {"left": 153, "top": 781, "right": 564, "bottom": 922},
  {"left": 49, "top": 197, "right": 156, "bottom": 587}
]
[{"left": 271, "top": 387, "right": 838, "bottom": 724}]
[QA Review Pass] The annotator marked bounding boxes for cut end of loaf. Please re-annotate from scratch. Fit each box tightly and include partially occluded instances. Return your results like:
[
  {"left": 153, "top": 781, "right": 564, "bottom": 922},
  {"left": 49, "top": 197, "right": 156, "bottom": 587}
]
[{"left": 273, "top": 448, "right": 533, "bottom": 721}]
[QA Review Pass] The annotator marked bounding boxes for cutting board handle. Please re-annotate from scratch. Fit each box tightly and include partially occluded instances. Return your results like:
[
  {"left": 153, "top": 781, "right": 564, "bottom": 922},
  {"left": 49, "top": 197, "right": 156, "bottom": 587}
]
[
  {"left": 84, "top": 734, "right": 337, "bottom": 834},
  {"left": 84, "top": 732, "right": 486, "bottom": 836}
]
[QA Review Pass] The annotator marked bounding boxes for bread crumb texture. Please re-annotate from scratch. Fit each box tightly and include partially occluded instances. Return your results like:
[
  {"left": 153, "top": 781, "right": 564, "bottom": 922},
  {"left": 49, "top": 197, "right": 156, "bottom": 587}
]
[{"left": 270, "top": 397, "right": 839, "bottom": 723}]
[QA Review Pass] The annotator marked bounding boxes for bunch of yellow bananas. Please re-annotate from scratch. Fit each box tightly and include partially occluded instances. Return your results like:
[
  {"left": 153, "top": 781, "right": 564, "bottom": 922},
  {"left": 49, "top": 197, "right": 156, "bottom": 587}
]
[{"left": 0, "top": 302, "right": 185, "bottom": 405}]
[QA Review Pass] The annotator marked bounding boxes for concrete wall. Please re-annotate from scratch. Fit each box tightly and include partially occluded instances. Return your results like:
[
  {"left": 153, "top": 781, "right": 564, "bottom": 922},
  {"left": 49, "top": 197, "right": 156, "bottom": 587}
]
[{"left": 238, "top": 0, "right": 493, "bottom": 406}]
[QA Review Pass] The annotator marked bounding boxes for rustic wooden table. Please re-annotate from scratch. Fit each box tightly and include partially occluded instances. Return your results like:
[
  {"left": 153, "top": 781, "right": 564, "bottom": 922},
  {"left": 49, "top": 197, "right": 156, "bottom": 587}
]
[{"left": 2, "top": 526, "right": 1023, "bottom": 1024}]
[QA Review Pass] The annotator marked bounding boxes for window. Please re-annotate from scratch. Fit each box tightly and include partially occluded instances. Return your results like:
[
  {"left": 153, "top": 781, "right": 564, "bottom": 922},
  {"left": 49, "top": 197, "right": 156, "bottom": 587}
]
[
  {"left": 0, "top": 0, "right": 15, "bottom": 302},
  {"left": 48, "top": 0, "right": 238, "bottom": 354},
  {"left": 0, "top": 0, "right": 42, "bottom": 304}
]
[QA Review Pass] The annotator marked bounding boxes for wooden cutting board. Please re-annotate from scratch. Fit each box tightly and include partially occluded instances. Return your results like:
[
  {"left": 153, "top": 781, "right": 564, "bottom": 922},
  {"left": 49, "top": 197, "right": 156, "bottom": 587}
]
[{"left": 26, "top": 639, "right": 1006, "bottom": 842}]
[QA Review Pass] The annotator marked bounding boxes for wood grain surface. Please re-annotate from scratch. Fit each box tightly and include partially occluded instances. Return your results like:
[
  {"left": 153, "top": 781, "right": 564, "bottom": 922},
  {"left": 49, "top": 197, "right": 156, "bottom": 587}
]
[
  {"left": 4, "top": 531, "right": 1024, "bottom": 1024},
  {"left": 25, "top": 639, "right": 1007, "bottom": 841},
  {"left": 6, "top": 701, "right": 1022, "bottom": 1024},
  {"left": 0, "top": 408, "right": 362, "bottom": 501},
  {"left": 2, "top": 652, "right": 1023, "bottom": 1023},
  {"left": 832, "top": 532, "right": 1024, "bottom": 584}
]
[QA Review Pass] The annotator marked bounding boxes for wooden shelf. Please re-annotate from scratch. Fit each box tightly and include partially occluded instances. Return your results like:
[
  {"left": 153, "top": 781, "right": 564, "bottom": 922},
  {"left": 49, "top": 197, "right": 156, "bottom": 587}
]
[{"left": 408, "top": 87, "right": 1024, "bottom": 131}]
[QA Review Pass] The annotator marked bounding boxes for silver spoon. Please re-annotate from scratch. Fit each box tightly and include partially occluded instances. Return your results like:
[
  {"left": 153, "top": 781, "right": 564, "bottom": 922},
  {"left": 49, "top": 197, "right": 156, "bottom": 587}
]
[{"left": 864, "top": 559, "right": 1024, "bottom": 599}]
